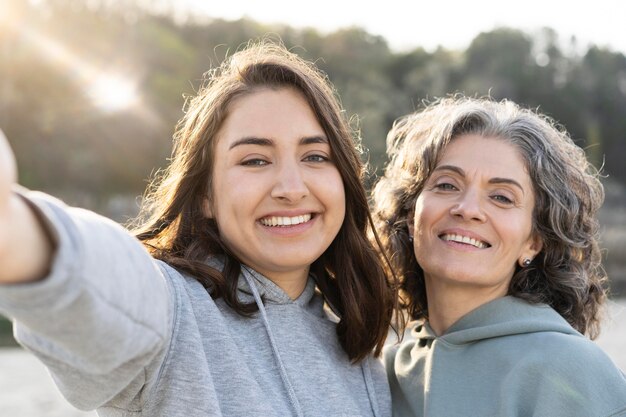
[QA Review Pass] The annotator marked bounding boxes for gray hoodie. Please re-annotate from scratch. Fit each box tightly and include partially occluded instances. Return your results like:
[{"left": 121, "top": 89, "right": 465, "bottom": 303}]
[{"left": 0, "top": 191, "right": 391, "bottom": 417}]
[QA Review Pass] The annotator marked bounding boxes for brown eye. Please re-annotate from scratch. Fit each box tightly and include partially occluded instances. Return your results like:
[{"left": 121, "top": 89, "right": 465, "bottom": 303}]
[
  {"left": 241, "top": 158, "right": 270, "bottom": 166},
  {"left": 303, "top": 154, "right": 330, "bottom": 163},
  {"left": 492, "top": 194, "right": 513, "bottom": 204}
]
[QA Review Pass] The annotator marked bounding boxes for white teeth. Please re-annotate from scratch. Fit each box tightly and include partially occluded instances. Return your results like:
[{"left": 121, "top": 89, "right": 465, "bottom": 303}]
[
  {"left": 441, "top": 233, "right": 489, "bottom": 249},
  {"left": 260, "top": 214, "right": 312, "bottom": 227}
]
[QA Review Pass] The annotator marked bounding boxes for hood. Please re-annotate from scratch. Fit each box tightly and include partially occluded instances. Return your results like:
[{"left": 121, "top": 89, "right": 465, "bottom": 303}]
[
  {"left": 205, "top": 256, "right": 317, "bottom": 306},
  {"left": 238, "top": 265, "right": 317, "bottom": 306},
  {"left": 413, "top": 296, "right": 580, "bottom": 346}
]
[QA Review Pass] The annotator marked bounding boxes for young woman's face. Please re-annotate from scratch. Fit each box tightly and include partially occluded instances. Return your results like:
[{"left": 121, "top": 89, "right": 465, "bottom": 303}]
[
  {"left": 411, "top": 134, "right": 541, "bottom": 297},
  {"left": 208, "top": 87, "right": 345, "bottom": 285}
]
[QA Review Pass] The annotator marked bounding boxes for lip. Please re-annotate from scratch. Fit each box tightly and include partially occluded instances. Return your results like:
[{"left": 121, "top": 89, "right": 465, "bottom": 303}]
[
  {"left": 257, "top": 210, "right": 318, "bottom": 236},
  {"left": 258, "top": 209, "right": 317, "bottom": 218},
  {"left": 437, "top": 228, "right": 492, "bottom": 249}
]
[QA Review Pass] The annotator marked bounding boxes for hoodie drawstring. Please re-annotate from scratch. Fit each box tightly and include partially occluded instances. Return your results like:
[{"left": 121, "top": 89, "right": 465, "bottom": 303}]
[
  {"left": 362, "top": 358, "right": 382, "bottom": 417},
  {"left": 242, "top": 267, "right": 304, "bottom": 417}
]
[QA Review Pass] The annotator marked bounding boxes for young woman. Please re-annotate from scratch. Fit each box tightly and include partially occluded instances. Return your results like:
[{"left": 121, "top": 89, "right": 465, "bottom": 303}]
[
  {"left": 0, "top": 42, "right": 395, "bottom": 416},
  {"left": 373, "top": 97, "right": 626, "bottom": 417}
]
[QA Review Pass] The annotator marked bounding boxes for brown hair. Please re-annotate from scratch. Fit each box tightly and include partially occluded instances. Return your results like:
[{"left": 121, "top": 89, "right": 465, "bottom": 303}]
[
  {"left": 132, "top": 41, "right": 395, "bottom": 361},
  {"left": 372, "top": 96, "right": 607, "bottom": 338}
]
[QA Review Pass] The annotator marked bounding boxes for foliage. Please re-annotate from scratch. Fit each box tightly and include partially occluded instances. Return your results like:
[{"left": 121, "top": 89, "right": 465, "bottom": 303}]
[{"left": 2, "top": 1, "right": 626, "bottom": 197}]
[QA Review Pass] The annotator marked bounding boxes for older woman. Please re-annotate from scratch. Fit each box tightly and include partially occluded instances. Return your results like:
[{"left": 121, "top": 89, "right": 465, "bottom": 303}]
[{"left": 373, "top": 97, "right": 626, "bottom": 417}]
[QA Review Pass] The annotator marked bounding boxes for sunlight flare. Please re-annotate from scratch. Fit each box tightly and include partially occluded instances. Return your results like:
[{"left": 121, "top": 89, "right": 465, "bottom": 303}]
[
  {"left": 88, "top": 74, "right": 139, "bottom": 112},
  {"left": 10, "top": 21, "right": 140, "bottom": 113}
]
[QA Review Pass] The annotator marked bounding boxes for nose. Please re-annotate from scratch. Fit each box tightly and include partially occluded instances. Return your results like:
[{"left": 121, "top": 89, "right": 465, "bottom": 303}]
[
  {"left": 270, "top": 163, "right": 309, "bottom": 203},
  {"left": 449, "top": 188, "right": 486, "bottom": 222}
]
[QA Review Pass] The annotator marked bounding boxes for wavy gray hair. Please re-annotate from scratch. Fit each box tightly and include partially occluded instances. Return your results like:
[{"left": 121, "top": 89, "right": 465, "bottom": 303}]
[{"left": 372, "top": 96, "right": 607, "bottom": 338}]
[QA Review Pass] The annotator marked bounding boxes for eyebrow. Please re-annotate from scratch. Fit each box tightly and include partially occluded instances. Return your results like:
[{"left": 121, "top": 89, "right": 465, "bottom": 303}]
[
  {"left": 434, "top": 164, "right": 525, "bottom": 193},
  {"left": 228, "top": 135, "right": 328, "bottom": 150}
]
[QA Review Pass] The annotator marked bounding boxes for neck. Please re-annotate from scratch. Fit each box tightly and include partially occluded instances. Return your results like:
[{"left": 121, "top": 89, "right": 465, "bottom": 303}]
[
  {"left": 425, "top": 277, "right": 508, "bottom": 335},
  {"left": 262, "top": 267, "right": 310, "bottom": 300}
]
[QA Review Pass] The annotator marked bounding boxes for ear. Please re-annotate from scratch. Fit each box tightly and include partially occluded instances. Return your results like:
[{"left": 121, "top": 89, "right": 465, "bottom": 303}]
[
  {"left": 202, "top": 197, "right": 213, "bottom": 219},
  {"left": 519, "top": 233, "right": 543, "bottom": 267}
]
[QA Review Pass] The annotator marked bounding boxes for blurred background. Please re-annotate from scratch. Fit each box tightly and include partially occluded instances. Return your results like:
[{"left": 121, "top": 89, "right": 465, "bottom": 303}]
[{"left": 0, "top": 0, "right": 625, "bottom": 414}]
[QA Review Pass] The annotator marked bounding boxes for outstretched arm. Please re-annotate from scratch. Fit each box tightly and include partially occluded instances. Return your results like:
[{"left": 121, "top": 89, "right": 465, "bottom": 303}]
[
  {"left": 0, "top": 128, "right": 172, "bottom": 410},
  {"left": 0, "top": 129, "right": 54, "bottom": 284}
]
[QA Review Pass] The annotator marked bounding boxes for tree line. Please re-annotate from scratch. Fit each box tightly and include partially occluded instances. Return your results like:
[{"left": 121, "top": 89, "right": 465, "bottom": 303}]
[{"left": 1, "top": 0, "right": 625, "bottom": 202}]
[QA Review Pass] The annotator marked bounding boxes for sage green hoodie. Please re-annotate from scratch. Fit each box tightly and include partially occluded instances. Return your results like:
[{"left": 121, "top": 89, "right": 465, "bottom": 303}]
[{"left": 385, "top": 296, "right": 626, "bottom": 417}]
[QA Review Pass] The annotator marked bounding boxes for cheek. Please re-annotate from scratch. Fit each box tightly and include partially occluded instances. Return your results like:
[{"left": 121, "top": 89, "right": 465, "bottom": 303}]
[
  {"left": 510, "top": 227, "right": 535, "bottom": 254},
  {"left": 329, "top": 186, "right": 347, "bottom": 230},
  {"left": 320, "top": 174, "right": 346, "bottom": 241},
  {"left": 320, "top": 170, "right": 346, "bottom": 210},
  {"left": 212, "top": 167, "right": 259, "bottom": 208},
  {"left": 412, "top": 196, "right": 436, "bottom": 237},
  {"left": 503, "top": 211, "right": 535, "bottom": 246},
  {"left": 335, "top": 180, "right": 346, "bottom": 211},
  {"left": 412, "top": 204, "right": 433, "bottom": 261}
]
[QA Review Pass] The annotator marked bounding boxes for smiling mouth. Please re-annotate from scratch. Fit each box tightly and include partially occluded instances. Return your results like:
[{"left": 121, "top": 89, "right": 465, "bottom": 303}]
[
  {"left": 259, "top": 214, "right": 313, "bottom": 227},
  {"left": 439, "top": 233, "right": 491, "bottom": 249}
]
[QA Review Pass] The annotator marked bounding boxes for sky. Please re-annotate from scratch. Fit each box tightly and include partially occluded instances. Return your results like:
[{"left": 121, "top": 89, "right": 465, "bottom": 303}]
[{"left": 185, "top": 0, "right": 626, "bottom": 54}]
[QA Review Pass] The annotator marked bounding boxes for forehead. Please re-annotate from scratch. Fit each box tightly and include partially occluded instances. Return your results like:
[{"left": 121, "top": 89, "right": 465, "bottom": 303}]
[
  {"left": 216, "top": 87, "right": 322, "bottom": 144},
  {"left": 437, "top": 134, "right": 529, "bottom": 179}
]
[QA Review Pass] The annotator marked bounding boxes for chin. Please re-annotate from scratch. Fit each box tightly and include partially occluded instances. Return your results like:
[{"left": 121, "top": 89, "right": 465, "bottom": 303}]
[{"left": 430, "top": 267, "right": 487, "bottom": 286}]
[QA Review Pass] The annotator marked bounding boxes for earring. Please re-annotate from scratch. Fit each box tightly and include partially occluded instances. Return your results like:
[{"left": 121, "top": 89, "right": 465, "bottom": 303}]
[
  {"left": 408, "top": 235, "right": 414, "bottom": 243},
  {"left": 522, "top": 258, "right": 532, "bottom": 267}
]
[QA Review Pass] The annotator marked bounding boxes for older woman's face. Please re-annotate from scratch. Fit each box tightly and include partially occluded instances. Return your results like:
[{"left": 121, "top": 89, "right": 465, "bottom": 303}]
[{"left": 410, "top": 134, "right": 542, "bottom": 297}]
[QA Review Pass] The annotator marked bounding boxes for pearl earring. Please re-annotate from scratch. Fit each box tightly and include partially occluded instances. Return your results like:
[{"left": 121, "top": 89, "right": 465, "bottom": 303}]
[{"left": 522, "top": 258, "right": 532, "bottom": 267}]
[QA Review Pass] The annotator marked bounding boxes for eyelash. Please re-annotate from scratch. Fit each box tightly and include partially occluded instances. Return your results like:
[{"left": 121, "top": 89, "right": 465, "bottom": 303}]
[
  {"left": 434, "top": 182, "right": 515, "bottom": 205},
  {"left": 434, "top": 182, "right": 457, "bottom": 191},
  {"left": 491, "top": 194, "right": 514, "bottom": 205},
  {"left": 241, "top": 158, "right": 269, "bottom": 166},
  {"left": 240, "top": 154, "right": 330, "bottom": 166},
  {"left": 303, "top": 154, "right": 330, "bottom": 163}
]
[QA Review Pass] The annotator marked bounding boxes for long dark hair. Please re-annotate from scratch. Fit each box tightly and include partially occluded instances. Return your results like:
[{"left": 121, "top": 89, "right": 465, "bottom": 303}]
[
  {"left": 372, "top": 96, "right": 607, "bottom": 338},
  {"left": 132, "top": 41, "right": 395, "bottom": 361}
]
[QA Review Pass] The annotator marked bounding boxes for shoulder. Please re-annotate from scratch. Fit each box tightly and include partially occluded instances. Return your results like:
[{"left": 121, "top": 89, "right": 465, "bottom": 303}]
[
  {"left": 508, "top": 330, "right": 626, "bottom": 414},
  {"left": 154, "top": 256, "right": 233, "bottom": 312},
  {"left": 486, "top": 316, "right": 620, "bottom": 377}
]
